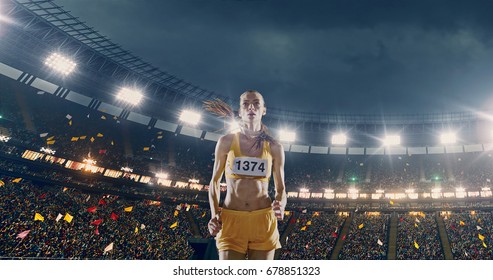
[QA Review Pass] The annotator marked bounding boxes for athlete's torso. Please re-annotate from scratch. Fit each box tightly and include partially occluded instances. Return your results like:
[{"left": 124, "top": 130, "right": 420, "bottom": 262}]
[
  {"left": 223, "top": 132, "right": 273, "bottom": 210},
  {"left": 225, "top": 132, "right": 272, "bottom": 182}
]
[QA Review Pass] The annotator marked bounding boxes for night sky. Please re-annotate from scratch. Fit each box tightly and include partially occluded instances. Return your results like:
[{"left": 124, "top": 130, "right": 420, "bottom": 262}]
[{"left": 54, "top": 0, "right": 493, "bottom": 116}]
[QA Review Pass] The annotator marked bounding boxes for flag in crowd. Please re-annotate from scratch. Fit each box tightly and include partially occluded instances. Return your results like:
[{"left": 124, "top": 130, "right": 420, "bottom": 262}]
[
  {"left": 103, "top": 242, "right": 114, "bottom": 254},
  {"left": 110, "top": 212, "right": 118, "bottom": 221},
  {"left": 12, "top": 178, "right": 22, "bottom": 183},
  {"left": 34, "top": 213, "right": 44, "bottom": 222},
  {"left": 90, "top": 219, "right": 103, "bottom": 226},
  {"left": 64, "top": 213, "right": 73, "bottom": 223},
  {"left": 16, "top": 230, "right": 31, "bottom": 240}
]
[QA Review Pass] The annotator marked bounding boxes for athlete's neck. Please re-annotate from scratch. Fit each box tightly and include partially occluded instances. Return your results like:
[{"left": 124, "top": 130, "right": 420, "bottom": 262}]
[{"left": 241, "top": 125, "right": 262, "bottom": 139}]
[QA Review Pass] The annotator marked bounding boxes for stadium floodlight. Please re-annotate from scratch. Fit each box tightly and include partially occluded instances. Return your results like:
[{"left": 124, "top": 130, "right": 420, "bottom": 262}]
[
  {"left": 229, "top": 120, "right": 241, "bottom": 133},
  {"left": 188, "top": 178, "right": 200, "bottom": 184},
  {"left": 40, "top": 147, "right": 55, "bottom": 155},
  {"left": 120, "top": 167, "right": 133, "bottom": 173},
  {"left": 375, "top": 189, "right": 385, "bottom": 194},
  {"left": 155, "top": 172, "right": 168, "bottom": 179},
  {"left": 44, "top": 53, "right": 76, "bottom": 75},
  {"left": 405, "top": 189, "right": 415, "bottom": 193},
  {"left": 116, "top": 87, "right": 143, "bottom": 106},
  {"left": 348, "top": 188, "right": 358, "bottom": 194},
  {"left": 456, "top": 187, "right": 466, "bottom": 192},
  {"left": 324, "top": 189, "right": 334, "bottom": 193},
  {"left": 431, "top": 188, "right": 441, "bottom": 193},
  {"left": 179, "top": 110, "right": 201, "bottom": 125},
  {"left": 0, "top": 135, "right": 11, "bottom": 142},
  {"left": 440, "top": 132, "right": 456, "bottom": 144},
  {"left": 299, "top": 188, "right": 309, "bottom": 193},
  {"left": 482, "top": 187, "right": 491, "bottom": 191},
  {"left": 279, "top": 130, "right": 296, "bottom": 142},
  {"left": 331, "top": 133, "right": 347, "bottom": 145},
  {"left": 383, "top": 135, "right": 401, "bottom": 146},
  {"left": 83, "top": 158, "right": 97, "bottom": 165}
]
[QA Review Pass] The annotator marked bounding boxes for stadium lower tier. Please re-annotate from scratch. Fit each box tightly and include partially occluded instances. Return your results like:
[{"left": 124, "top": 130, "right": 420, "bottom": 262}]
[{"left": 1, "top": 174, "right": 492, "bottom": 260}]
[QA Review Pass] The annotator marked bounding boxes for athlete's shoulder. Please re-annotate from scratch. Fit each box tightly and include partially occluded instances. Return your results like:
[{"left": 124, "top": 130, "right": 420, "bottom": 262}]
[
  {"left": 218, "top": 133, "right": 235, "bottom": 143},
  {"left": 270, "top": 141, "right": 285, "bottom": 155},
  {"left": 216, "top": 133, "right": 235, "bottom": 149}
]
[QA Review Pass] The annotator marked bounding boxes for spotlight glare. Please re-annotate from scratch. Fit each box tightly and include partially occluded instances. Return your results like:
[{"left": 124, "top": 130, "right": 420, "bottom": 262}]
[
  {"left": 155, "top": 172, "right": 168, "bottom": 179},
  {"left": 40, "top": 147, "right": 55, "bottom": 155},
  {"left": 348, "top": 188, "right": 359, "bottom": 194},
  {"left": 229, "top": 120, "right": 241, "bottom": 133},
  {"left": 44, "top": 53, "right": 76, "bottom": 75},
  {"left": 0, "top": 135, "right": 11, "bottom": 142},
  {"left": 331, "top": 133, "right": 347, "bottom": 145},
  {"left": 383, "top": 135, "right": 401, "bottom": 146},
  {"left": 279, "top": 130, "right": 296, "bottom": 142},
  {"left": 179, "top": 110, "right": 201, "bottom": 125},
  {"left": 440, "top": 132, "right": 457, "bottom": 144},
  {"left": 116, "top": 88, "right": 143, "bottom": 106},
  {"left": 120, "top": 167, "right": 133, "bottom": 173}
]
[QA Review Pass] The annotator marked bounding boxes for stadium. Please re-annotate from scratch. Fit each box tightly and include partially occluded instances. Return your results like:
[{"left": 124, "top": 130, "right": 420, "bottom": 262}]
[{"left": 1, "top": 0, "right": 493, "bottom": 262}]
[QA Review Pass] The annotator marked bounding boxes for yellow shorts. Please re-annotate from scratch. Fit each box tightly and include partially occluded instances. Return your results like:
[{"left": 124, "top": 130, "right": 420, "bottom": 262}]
[{"left": 215, "top": 207, "right": 281, "bottom": 254}]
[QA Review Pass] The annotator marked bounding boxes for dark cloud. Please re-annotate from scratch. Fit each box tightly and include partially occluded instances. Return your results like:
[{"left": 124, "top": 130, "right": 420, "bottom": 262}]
[{"left": 55, "top": 0, "right": 493, "bottom": 115}]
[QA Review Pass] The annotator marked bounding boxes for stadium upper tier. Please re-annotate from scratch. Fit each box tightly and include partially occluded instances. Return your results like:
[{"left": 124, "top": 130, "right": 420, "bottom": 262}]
[
  {"left": 2, "top": 78, "right": 493, "bottom": 202},
  {"left": 2, "top": 0, "right": 493, "bottom": 137}
]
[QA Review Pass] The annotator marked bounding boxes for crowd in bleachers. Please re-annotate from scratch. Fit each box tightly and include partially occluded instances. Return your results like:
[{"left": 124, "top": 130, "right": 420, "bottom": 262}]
[
  {"left": 0, "top": 177, "right": 196, "bottom": 259},
  {"left": 279, "top": 211, "right": 345, "bottom": 260},
  {"left": 396, "top": 213, "right": 444, "bottom": 259},
  {"left": 443, "top": 212, "right": 493, "bottom": 259},
  {"left": 338, "top": 213, "right": 390, "bottom": 260}
]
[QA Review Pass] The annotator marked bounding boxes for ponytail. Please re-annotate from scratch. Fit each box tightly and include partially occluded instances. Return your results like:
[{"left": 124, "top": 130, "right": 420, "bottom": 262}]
[{"left": 203, "top": 98, "right": 277, "bottom": 150}]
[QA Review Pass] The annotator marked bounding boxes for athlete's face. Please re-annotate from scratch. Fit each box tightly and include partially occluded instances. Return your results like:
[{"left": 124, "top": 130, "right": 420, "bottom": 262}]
[{"left": 239, "top": 91, "right": 266, "bottom": 122}]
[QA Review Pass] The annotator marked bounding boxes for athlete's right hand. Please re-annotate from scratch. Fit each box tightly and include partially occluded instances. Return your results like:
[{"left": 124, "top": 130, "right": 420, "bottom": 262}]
[{"left": 208, "top": 214, "right": 222, "bottom": 236}]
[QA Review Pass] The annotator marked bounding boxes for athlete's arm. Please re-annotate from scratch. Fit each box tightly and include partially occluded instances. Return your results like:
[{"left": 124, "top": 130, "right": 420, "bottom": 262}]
[
  {"left": 271, "top": 142, "right": 287, "bottom": 220},
  {"left": 208, "top": 134, "right": 232, "bottom": 235}
]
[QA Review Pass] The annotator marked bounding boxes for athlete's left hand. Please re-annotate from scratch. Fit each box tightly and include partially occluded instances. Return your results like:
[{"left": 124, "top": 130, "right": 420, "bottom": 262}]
[{"left": 271, "top": 200, "right": 284, "bottom": 221}]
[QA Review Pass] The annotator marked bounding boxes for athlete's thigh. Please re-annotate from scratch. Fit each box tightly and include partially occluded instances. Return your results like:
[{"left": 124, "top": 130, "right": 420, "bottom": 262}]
[
  {"left": 247, "top": 249, "right": 275, "bottom": 260},
  {"left": 219, "top": 250, "right": 246, "bottom": 260}
]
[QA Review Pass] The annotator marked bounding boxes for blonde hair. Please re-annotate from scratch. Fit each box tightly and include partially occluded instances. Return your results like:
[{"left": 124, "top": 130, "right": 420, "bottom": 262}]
[{"left": 240, "top": 90, "right": 265, "bottom": 103}]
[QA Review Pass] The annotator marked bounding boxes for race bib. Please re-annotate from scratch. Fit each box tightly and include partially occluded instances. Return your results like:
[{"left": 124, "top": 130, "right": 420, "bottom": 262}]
[{"left": 231, "top": 157, "right": 268, "bottom": 177}]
